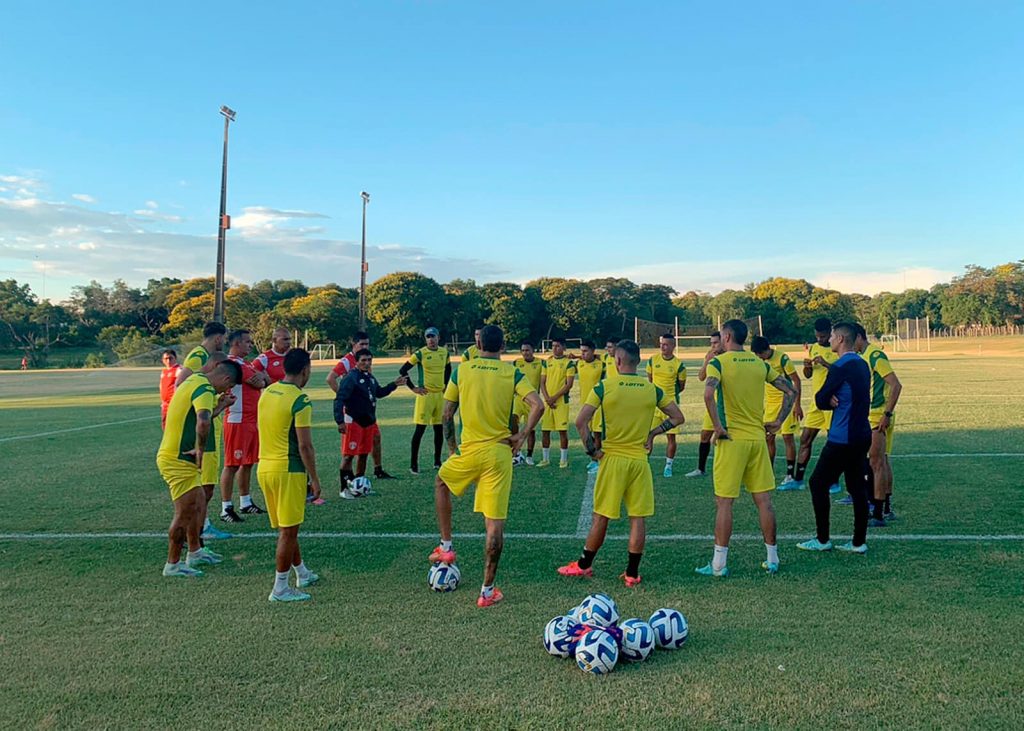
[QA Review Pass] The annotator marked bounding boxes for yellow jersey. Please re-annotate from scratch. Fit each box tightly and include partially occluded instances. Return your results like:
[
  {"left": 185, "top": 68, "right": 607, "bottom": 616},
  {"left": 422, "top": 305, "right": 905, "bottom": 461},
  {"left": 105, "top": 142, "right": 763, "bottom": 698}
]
[
  {"left": 541, "top": 356, "right": 577, "bottom": 403},
  {"left": 602, "top": 351, "right": 619, "bottom": 376},
  {"left": 807, "top": 343, "right": 838, "bottom": 394},
  {"left": 157, "top": 373, "right": 216, "bottom": 463},
  {"left": 407, "top": 346, "right": 450, "bottom": 393},
  {"left": 585, "top": 373, "right": 672, "bottom": 459},
  {"left": 706, "top": 351, "right": 780, "bottom": 441},
  {"left": 512, "top": 356, "right": 544, "bottom": 391},
  {"left": 443, "top": 356, "right": 536, "bottom": 451},
  {"left": 461, "top": 344, "right": 480, "bottom": 362},
  {"left": 862, "top": 342, "right": 895, "bottom": 416},
  {"left": 575, "top": 357, "right": 606, "bottom": 402},
  {"left": 257, "top": 381, "right": 313, "bottom": 473},
  {"left": 763, "top": 349, "right": 796, "bottom": 411},
  {"left": 645, "top": 353, "right": 687, "bottom": 402}
]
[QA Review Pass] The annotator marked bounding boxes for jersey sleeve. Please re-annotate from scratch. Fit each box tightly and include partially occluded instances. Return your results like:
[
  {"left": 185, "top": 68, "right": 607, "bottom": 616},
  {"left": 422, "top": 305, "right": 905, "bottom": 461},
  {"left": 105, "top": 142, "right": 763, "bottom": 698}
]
[
  {"left": 566, "top": 360, "right": 577, "bottom": 377},
  {"left": 331, "top": 360, "right": 346, "bottom": 376},
  {"left": 253, "top": 353, "right": 268, "bottom": 372},
  {"left": 513, "top": 369, "right": 535, "bottom": 400},
  {"left": 706, "top": 357, "right": 723, "bottom": 382},
  {"left": 655, "top": 385, "right": 673, "bottom": 410},
  {"left": 292, "top": 393, "right": 313, "bottom": 427},
  {"left": 645, "top": 358, "right": 653, "bottom": 376},
  {"left": 764, "top": 363, "right": 781, "bottom": 384},
  {"left": 872, "top": 351, "right": 894, "bottom": 378},
  {"left": 584, "top": 381, "right": 604, "bottom": 409},
  {"left": 443, "top": 369, "right": 460, "bottom": 403},
  {"left": 677, "top": 361, "right": 687, "bottom": 383},
  {"left": 191, "top": 383, "right": 216, "bottom": 413},
  {"left": 780, "top": 354, "right": 796, "bottom": 376},
  {"left": 408, "top": 349, "right": 422, "bottom": 366},
  {"left": 183, "top": 349, "right": 207, "bottom": 372}
]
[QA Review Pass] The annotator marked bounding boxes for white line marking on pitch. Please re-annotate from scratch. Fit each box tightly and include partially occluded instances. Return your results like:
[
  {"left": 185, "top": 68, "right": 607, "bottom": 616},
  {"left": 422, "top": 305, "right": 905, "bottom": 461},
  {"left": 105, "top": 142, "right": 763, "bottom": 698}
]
[
  {"left": 890, "top": 453, "right": 1024, "bottom": 459},
  {"left": 575, "top": 469, "right": 597, "bottom": 537},
  {"left": 1, "top": 531, "right": 1022, "bottom": 542},
  {"left": 0, "top": 416, "right": 157, "bottom": 443}
]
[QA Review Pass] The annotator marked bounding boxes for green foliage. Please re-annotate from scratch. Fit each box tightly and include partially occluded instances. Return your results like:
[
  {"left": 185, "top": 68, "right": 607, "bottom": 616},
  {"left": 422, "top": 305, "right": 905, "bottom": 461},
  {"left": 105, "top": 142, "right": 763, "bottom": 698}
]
[
  {"left": 83, "top": 352, "right": 106, "bottom": 368},
  {"left": 367, "top": 272, "right": 449, "bottom": 349}
]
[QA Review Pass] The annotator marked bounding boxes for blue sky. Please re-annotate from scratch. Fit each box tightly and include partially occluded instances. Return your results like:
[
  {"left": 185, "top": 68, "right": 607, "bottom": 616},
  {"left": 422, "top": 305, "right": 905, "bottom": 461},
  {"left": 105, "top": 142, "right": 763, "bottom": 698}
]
[{"left": 2, "top": 1, "right": 1021, "bottom": 301}]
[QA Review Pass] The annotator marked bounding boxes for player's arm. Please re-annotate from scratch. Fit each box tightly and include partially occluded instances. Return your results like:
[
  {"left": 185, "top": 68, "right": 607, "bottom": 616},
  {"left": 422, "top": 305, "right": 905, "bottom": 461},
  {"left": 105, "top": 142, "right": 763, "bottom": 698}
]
[
  {"left": 789, "top": 369, "right": 804, "bottom": 420},
  {"left": 376, "top": 375, "right": 405, "bottom": 398},
  {"left": 443, "top": 361, "right": 452, "bottom": 387},
  {"left": 767, "top": 375, "right": 797, "bottom": 433},
  {"left": 334, "top": 377, "right": 351, "bottom": 432},
  {"left": 511, "top": 391, "right": 544, "bottom": 453},
  {"left": 879, "top": 371, "right": 902, "bottom": 431},
  {"left": 802, "top": 345, "right": 813, "bottom": 379},
  {"left": 703, "top": 377, "right": 728, "bottom": 441},
  {"left": 442, "top": 399, "right": 460, "bottom": 455},
  {"left": 677, "top": 367, "right": 687, "bottom": 393},
  {"left": 540, "top": 373, "right": 553, "bottom": 406},
  {"left": 193, "top": 408, "right": 211, "bottom": 469},
  {"left": 698, "top": 350, "right": 713, "bottom": 381},
  {"left": 647, "top": 400, "right": 685, "bottom": 452},
  {"left": 326, "top": 367, "right": 341, "bottom": 393},
  {"left": 558, "top": 374, "right": 575, "bottom": 400},
  {"left": 295, "top": 426, "right": 320, "bottom": 499},
  {"left": 814, "top": 364, "right": 846, "bottom": 411},
  {"left": 212, "top": 391, "right": 235, "bottom": 418},
  {"left": 174, "top": 366, "right": 193, "bottom": 388},
  {"left": 575, "top": 403, "right": 598, "bottom": 457}
]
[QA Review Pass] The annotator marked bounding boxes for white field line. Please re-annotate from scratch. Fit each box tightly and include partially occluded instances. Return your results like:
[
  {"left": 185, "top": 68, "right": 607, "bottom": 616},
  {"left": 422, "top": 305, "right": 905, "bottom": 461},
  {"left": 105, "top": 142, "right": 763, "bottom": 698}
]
[
  {"left": 576, "top": 469, "right": 598, "bottom": 537},
  {"left": 0, "top": 415, "right": 158, "bottom": 443},
  {"left": 1, "top": 531, "right": 1023, "bottom": 542}
]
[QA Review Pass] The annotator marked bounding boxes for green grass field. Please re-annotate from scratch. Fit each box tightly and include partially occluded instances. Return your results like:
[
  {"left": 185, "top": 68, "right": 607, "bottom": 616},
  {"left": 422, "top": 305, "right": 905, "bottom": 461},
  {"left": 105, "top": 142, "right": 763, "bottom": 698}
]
[{"left": 2, "top": 345, "right": 1023, "bottom": 729}]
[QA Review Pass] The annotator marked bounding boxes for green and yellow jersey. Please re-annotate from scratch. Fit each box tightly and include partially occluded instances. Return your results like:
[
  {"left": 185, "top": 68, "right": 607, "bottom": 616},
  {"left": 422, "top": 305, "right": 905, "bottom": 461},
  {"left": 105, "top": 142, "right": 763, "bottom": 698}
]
[
  {"left": 807, "top": 342, "right": 838, "bottom": 395},
  {"left": 645, "top": 353, "right": 687, "bottom": 402},
  {"left": 182, "top": 345, "right": 211, "bottom": 373},
  {"left": 407, "top": 346, "right": 451, "bottom": 393},
  {"left": 706, "top": 351, "right": 780, "bottom": 440},
  {"left": 512, "top": 356, "right": 543, "bottom": 391},
  {"left": 861, "top": 342, "right": 895, "bottom": 416},
  {"left": 443, "top": 357, "right": 536, "bottom": 451},
  {"left": 257, "top": 381, "right": 313, "bottom": 473},
  {"left": 461, "top": 344, "right": 480, "bottom": 362},
  {"left": 763, "top": 349, "right": 796, "bottom": 414},
  {"left": 157, "top": 373, "right": 216, "bottom": 464},
  {"left": 541, "top": 356, "right": 577, "bottom": 403},
  {"left": 602, "top": 351, "right": 619, "bottom": 376},
  {"left": 575, "top": 357, "right": 606, "bottom": 403},
  {"left": 585, "top": 374, "right": 672, "bottom": 459}
]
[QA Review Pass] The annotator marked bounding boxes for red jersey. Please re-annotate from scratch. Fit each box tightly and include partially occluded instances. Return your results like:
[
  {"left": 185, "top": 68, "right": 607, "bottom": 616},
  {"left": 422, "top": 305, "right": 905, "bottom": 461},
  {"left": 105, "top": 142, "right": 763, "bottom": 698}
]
[
  {"left": 331, "top": 352, "right": 358, "bottom": 379},
  {"left": 225, "top": 355, "right": 262, "bottom": 424},
  {"left": 160, "top": 365, "right": 181, "bottom": 405},
  {"left": 253, "top": 349, "right": 288, "bottom": 383}
]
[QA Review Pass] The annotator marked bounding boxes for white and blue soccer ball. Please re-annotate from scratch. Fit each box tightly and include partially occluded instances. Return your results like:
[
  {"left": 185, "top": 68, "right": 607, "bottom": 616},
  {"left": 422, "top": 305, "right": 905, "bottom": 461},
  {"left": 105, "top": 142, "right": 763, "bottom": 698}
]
[
  {"left": 619, "top": 618, "right": 656, "bottom": 662},
  {"left": 543, "top": 615, "right": 576, "bottom": 658},
  {"left": 565, "top": 604, "right": 585, "bottom": 625},
  {"left": 649, "top": 607, "right": 688, "bottom": 649},
  {"left": 427, "top": 562, "right": 460, "bottom": 592},
  {"left": 349, "top": 476, "right": 372, "bottom": 496},
  {"left": 575, "top": 629, "right": 619, "bottom": 675},
  {"left": 577, "top": 592, "right": 620, "bottom": 628}
]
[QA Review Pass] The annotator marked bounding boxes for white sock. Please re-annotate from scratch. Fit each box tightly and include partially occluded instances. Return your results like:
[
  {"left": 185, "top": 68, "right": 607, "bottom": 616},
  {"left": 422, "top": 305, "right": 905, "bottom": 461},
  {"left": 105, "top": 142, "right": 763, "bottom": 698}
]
[
  {"left": 766, "top": 543, "right": 779, "bottom": 564},
  {"left": 712, "top": 544, "right": 729, "bottom": 572},
  {"left": 293, "top": 561, "right": 311, "bottom": 580},
  {"left": 480, "top": 584, "right": 494, "bottom": 598},
  {"left": 665, "top": 457, "right": 674, "bottom": 467},
  {"left": 221, "top": 501, "right": 233, "bottom": 512},
  {"left": 273, "top": 570, "right": 290, "bottom": 594},
  {"left": 440, "top": 539, "right": 453, "bottom": 551},
  {"left": 164, "top": 561, "right": 179, "bottom": 572},
  {"left": 560, "top": 448, "right": 569, "bottom": 462},
  {"left": 542, "top": 448, "right": 550, "bottom": 461},
  {"left": 240, "top": 494, "right": 253, "bottom": 509},
  {"left": 187, "top": 549, "right": 203, "bottom": 561},
  {"left": 203, "top": 517, "right": 212, "bottom": 531}
]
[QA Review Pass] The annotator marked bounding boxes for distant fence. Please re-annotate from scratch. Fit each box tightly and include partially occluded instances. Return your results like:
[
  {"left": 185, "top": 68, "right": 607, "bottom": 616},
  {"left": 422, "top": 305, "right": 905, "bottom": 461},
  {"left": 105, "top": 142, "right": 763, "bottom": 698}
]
[{"left": 933, "top": 325, "right": 1023, "bottom": 337}]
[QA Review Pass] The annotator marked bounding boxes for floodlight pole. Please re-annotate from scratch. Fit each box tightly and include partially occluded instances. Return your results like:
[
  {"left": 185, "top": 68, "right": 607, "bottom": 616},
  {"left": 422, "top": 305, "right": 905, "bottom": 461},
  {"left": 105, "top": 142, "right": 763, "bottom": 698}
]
[
  {"left": 359, "top": 191, "right": 370, "bottom": 329},
  {"left": 213, "top": 105, "right": 236, "bottom": 323}
]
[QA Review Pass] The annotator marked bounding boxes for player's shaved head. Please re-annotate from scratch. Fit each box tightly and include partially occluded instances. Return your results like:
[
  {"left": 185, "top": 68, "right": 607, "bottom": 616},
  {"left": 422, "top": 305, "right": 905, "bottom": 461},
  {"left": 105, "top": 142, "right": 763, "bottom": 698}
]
[
  {"left": 200, "top": 350, "right": 228, "bottom": 373},
  {"left": 208, "top": 359, "right": 242, "bottom": 392},
  {"left": 832, "top": 322, "right": 858, "bottom": 347},
  {"left": 480, "top": 325, "right": 504, "bottom": 353},
  {"left": 615, "top": 339, "right": 641, "bottom": 367},
  {"left": 722, "top": 319, "right": 748, "bottom": 346},
  {"left": 203, "top": 321, "right": 227, "bottom": 338},
  {"left": 750, "top": 335, "right": 770, "bottom": 355},
  {"left": 284, "top": 348, "right": 311, "bottom": 375}
]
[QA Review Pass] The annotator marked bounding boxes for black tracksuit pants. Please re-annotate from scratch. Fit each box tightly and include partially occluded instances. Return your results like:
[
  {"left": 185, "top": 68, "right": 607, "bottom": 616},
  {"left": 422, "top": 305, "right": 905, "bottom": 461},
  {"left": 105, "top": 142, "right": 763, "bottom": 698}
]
[{"left": 809, "top": 440, "right": 871, "bottom": 546}]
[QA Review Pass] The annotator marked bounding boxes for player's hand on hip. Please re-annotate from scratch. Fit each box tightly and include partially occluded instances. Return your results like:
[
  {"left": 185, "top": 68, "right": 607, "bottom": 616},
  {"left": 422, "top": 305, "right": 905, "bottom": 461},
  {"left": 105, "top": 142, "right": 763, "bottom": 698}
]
[
  {"left": 877, "top": 414, "right": 891, "bottom": 431},
  {"left": 764, "top": 420, "right": 781, "bottom": 435},
  {"left": 508, "top": 430, "right": 527, "bottom": 451},
  {"left": 713, "top": 427, "right": 730, "bottom": 443},
  {"left": 413, "top": 386, "right": 428, "bottom": 396},
  {"left": 794, "top": 405, "right": 804, "bottom": 421},
  {"left": 337, "top": 423, "right": 346, "bottom": 434}
]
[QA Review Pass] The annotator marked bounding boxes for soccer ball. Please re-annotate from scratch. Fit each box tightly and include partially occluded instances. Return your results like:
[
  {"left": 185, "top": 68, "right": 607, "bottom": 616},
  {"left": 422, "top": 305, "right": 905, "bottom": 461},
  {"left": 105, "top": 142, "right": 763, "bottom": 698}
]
[
  {"left": 427, "top": 562, "right": 460, "bottom": 592},
  {"left": 619, "top": 618, "right": 655, "bottom": 662},
  {"left": 649, "top": 608, "right": 688, "bottom": 649},
  {"left": 577, "top": 592, "right": 620, "bottom": 628},
  {"left": 575, "top": 629, "right": 619, "bottom": 675},
  {"left": 543, "top": 615, "right": 576, "bottom": 658},
  {"left": 565, "top": 604, "right": 584, "bottom": 625},
  {"left": 349, "top": 476, "right": 372, "bottom": 496}
]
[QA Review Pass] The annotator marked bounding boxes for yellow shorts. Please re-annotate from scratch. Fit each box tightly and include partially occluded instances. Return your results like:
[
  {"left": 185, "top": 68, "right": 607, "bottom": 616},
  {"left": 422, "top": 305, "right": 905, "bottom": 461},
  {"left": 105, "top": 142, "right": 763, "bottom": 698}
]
[
  {"left": 651, "top": 407, "right": 683, "bottom": 435},
  {"left": 513, "top": 395, "right": 539, "bottom": 423},
  {"left": 869, "top": 413, "right": 895, "bottom": 455},
  {"left": 713, "top": 438, "right": 775, "bottom": 498},
  {"left": 414, "top": 391, "right": 445, "bottom": 426},
  {"left": 803, "top": 407, "right": 832, "bottom": 431},
  {"left": 764, "top": 406, "right": 800, "bottom": 436},
  {"left": 201, "top": 418, "right": 222, "bottom": 485},
  {"left": 593, "top": 453, "right": 654, "bottom": 519},
  {"left": 258, "top": 470, "right": 307, "bottom": 528},
  {"left": 541, "top": 400, "right": 569, "bottom": 432},
  {"left": 438, "top": 443, "right": 513, "bottom": 520},
  {"left": 702, "top": 410, "right": 714, "bottom": 432},
  {"left": 157, "top": 457, "right": 202, "bottom": 502}
]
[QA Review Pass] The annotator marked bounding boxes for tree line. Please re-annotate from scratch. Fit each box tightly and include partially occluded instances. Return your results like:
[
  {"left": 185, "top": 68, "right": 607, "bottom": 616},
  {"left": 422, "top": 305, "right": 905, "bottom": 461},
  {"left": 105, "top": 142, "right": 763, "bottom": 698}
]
[{"left": 1, "top": 261, "right": 1021, "bottom": 366}]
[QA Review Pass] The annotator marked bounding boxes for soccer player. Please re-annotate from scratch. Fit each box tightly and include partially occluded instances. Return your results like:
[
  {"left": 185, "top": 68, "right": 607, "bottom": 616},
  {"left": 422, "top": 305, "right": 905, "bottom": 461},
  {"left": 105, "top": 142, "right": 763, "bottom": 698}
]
[
  {"left": 646, "top": 333, "right": 687, "bottom": 477},
  {"left": 220, "top": 329, "right": 271, "bottom": 520},
  {"left": 794, "top": 318, "right": 839, "bottom": 489},
  {"left": 696, "top": 319, "right": 797, "bottom": 577},
  {"left": 253, "top": 327, "right": 291, "bottom": 383},
  {"left": 751, "top": 336, "right": 804, "bottom": 487},
  {"left": 855, "top": 325, "right": 902, "bottom": 524},
  {"left": 258, "top": 348, "right": 322, "bottom": 602},
  {"left": 603, "top": 338, "right": 619, "bottom": 376},
  {"left": 431, "top": 325, "right": 544, "bottom": 608},
  {"left": 575, "top": 340, "right": 606, "bottom": 473},
  {"left": 175, "top": 321, "right": 227, "bottom": 387},
  {"left": 400, "top": 327, "right": 452, "bottom": 474},
  {"left": 512, "top": 341, "right": 544, "bottom": 465},
  {"left": 327, "top": 330, "right": 393, "bottom": 480},
  {"left": 686, "top": 331, "right": 723, "bottom": 478},
  {"left": 156, "top": 358, "right": 241, "bottom": 577},
  {"left": 336, "top": 349, "right": 408, "bottom": 497},
  {"left": 461, "top": 328, "right": 482, "bottom": 362},
  {"left": 797, "top": 323, "right": 873, "bottom": 555},
  {"left": 539, "top": 337, "right": 577, "bottom": 468},
  {"left": 159, "top": 349, "right": 181, "bottom": 430},
  {"left": 557, "top": 340, "right": 684, "bottom": 586}
]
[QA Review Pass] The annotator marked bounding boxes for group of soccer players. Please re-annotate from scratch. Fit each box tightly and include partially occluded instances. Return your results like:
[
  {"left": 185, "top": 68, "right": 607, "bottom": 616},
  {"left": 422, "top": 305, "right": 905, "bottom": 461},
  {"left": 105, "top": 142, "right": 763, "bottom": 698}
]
[{"left": 156, "top": 313, "right": 902, "bottom": 606}]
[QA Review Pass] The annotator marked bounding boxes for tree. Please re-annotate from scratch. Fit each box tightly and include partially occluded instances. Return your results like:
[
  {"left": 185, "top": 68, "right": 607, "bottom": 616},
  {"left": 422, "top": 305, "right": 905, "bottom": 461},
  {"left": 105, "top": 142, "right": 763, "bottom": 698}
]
[
  {"left": 532, "top": 278, "right": 598, "bottom": 339},
  {"left": 589, "top": 277, "right": 639, "bottom": 338},
  {"left": 166, "top": 293, "right": 215, "bottom": 336},
  {"left": 367, "top": 272, "right": 449, "bottom": 350},
  {"left": 0, "top": 280, "right": 71, "bottom": 365},
  {"left": 278, "top": 288, "right": 359, "bottom": 346},
  {"left": 444, "top": 279, "right": 484, "bottom": 344},
  {"left": 705, "top": 289, "right": 751, "bottom": 325},
  {"left": 673, "top": 291, "right": 713, "bottom": 327},
  {"left": 634, "top": 284, "right": 677, "bottom": 322},
  {"left": 479, "top": 282, "right": 532, "bottom": 345}
]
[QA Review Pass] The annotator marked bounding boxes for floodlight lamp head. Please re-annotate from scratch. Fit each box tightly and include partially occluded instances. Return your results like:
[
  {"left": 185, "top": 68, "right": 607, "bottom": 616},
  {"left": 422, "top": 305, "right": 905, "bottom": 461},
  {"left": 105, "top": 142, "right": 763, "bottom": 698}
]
[
  {"left": 220, "top": 106, "right": 236, "bottom": 121},
  {"left": 361, "top": 191, "right": 370, "bottom": 203}
]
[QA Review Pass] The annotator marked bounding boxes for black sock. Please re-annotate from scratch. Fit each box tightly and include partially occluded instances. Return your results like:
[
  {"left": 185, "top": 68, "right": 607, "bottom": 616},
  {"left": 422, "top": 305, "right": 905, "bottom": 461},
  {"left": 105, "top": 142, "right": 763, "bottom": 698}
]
[
  {"left": 199, "top": 537, "right": 205, "bottom": 548},
  {"left": 795, "top": 460, "right": 809, "bottom": 481},
  {"left": 884, "top": 496, "right": 892, "bottom": 513},
  {"left": 698, "top": 441, "right": 711, "bottom": 472},
  {"left": 340, "top": 467, "right": 354, "bottom": 486},
  {"left": 374, "top": 466, "right": 385, "bottom": 477},
  {"left": 411, "top": 424, "right": 427, "bottom": 470},
  {"left": 786, "top": 461, "right": 796, "bottom": 477},
  {"left": 626, "top": 551, "right": 643, "bottom": 578},
  {"left": 872, "top": 499, "right": 885, "bottom": 520},
  {"left": 433, "top": 426, "right": 444, "bottom": 466},
  {"left": 578, "top": 548, "right": 597, "bottom": 570}
]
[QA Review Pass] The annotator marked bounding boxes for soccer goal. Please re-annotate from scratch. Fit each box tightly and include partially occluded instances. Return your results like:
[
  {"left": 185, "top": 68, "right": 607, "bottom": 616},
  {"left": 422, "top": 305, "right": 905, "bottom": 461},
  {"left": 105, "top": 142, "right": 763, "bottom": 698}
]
[
  {"left": 892, "top": 317, "right": 931, "bottom": 352},
  {"left": 633, "top": 317, "right": 725, "bottom": 349},
  {"left": 310, "top": 343, "right": 336, "bottom": 361},
  {"left": 540, "top": 337, "right": 583, "bottom": 354}
]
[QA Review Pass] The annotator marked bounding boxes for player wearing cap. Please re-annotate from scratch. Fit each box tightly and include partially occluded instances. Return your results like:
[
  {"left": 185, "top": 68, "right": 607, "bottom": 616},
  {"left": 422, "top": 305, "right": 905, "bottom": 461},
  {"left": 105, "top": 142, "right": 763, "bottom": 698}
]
[{"left": 400, "top": 327, "right": 452, "bottom": 473}]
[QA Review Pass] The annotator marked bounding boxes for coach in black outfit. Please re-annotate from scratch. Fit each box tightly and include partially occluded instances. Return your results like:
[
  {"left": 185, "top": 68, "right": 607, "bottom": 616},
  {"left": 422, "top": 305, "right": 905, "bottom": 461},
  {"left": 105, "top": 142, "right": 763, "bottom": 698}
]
[{"left": 798, "top": 322, "right": 874, "bottom": 553}]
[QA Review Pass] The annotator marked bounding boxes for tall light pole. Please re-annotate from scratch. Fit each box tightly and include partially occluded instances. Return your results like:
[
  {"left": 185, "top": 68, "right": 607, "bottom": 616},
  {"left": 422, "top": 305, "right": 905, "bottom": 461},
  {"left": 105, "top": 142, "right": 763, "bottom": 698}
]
[
  {"left": 359, "top": 191, "right": 370, "bottom": 329},
  {"left": 213, "top": 105, "right": 236, "bottom": 323}
]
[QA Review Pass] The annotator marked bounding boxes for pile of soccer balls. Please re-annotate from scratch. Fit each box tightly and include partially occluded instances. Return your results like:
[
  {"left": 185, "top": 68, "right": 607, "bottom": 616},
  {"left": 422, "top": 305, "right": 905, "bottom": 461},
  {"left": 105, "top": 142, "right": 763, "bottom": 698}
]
[{"left": 543, "top": 592, "right": 688, "bottom": 674}]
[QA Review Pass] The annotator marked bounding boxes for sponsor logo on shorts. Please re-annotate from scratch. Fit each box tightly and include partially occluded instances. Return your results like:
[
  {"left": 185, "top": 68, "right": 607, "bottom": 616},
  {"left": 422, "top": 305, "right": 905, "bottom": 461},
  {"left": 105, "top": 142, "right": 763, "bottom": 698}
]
[{"left": 234, "top": 449, "right": 243, "bottom": 459}]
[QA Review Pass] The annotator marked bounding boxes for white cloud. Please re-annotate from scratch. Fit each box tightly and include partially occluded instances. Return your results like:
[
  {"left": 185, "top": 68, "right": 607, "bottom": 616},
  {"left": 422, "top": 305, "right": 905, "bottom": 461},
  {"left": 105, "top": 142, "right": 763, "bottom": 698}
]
[
  {"left": 77, "top": 242, "right": 97, "bottom": 251},
  {"left": 133, "top": 209, "right": 184, "bottom": 223},
  {"left": 810, "top": 267, "right": 955, "bottom": 296},
  {"left": 71, "top": 193, "right": 97, "bottom": 204},
  {"left": 145, "top": 200, "right": 159, "bottom": 209}
]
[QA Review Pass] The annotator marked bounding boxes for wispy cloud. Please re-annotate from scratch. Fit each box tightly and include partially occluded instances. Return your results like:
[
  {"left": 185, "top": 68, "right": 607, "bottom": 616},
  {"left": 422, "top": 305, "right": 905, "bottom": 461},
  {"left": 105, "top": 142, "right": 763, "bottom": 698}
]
[{"left": 71, "top": 193, "right": 97, "bottom": 204}]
